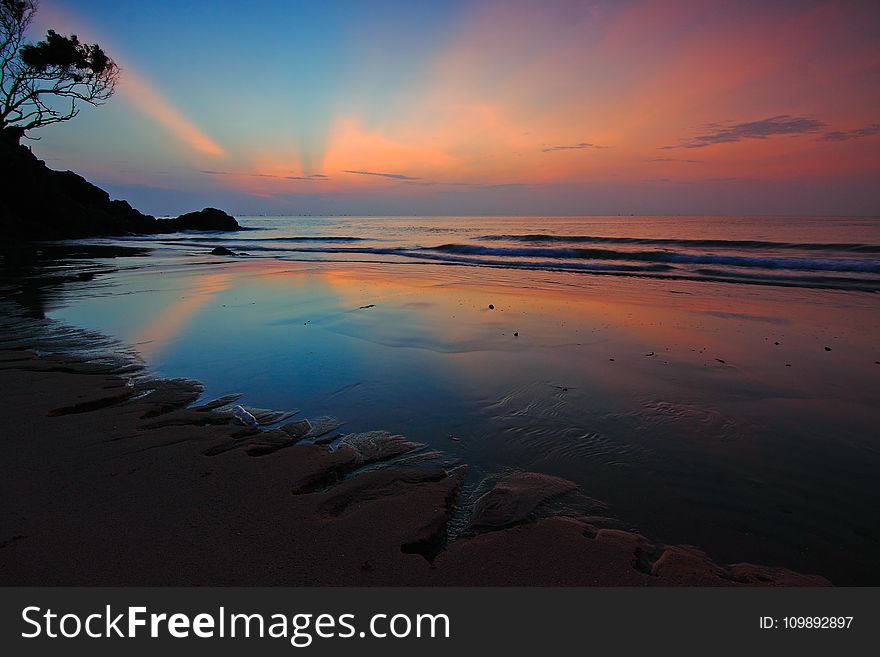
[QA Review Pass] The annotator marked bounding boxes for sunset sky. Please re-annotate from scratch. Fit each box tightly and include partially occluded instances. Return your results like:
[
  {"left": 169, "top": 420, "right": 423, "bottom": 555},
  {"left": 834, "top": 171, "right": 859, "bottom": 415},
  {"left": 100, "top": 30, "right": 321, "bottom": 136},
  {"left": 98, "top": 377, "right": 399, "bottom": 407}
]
[{"left": 30, "top": 0, "right": 880, "bottom": 216}]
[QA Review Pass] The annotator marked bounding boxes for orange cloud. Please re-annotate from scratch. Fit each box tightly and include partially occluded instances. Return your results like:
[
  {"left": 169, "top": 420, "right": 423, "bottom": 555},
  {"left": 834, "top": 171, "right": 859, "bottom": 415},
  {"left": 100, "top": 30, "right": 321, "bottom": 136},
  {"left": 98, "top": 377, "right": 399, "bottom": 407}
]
[{"left": 321, "top": 117, "right": 457, "bottom": 181}]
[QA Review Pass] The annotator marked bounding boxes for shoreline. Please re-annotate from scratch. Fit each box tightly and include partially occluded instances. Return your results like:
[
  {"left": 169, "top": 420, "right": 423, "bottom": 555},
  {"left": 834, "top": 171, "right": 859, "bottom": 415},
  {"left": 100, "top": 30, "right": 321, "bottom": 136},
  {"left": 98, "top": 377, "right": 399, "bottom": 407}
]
[{"left": 0, "top": 283, "right": 831, "bottom": 586}]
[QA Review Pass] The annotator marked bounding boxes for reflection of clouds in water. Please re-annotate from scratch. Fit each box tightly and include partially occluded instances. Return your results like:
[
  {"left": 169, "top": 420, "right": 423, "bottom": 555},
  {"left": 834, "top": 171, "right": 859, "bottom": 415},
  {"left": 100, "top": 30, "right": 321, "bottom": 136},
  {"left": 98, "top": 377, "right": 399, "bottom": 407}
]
[{"left": 133, "top": 273, "right": 232, "bottom": 360}]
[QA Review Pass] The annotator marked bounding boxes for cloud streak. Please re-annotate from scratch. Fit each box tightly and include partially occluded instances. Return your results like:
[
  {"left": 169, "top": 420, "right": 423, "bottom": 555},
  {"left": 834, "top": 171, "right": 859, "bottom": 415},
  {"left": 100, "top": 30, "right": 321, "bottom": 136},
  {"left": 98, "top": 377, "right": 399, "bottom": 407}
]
[
  {"left": 821, "top": 124, "right": 880, "bottom": 141},
  {"left": 664, "top": 115, "right": 826, "bottom": 149},
  {"left": 344, "top": 170, "right": 421, "bottom": 181},
  {"left": 646, "top": 157, "right": 701, "bottom": 163},
  {"left": 542, "top": 142, "right": 607, "bottom": 153}
]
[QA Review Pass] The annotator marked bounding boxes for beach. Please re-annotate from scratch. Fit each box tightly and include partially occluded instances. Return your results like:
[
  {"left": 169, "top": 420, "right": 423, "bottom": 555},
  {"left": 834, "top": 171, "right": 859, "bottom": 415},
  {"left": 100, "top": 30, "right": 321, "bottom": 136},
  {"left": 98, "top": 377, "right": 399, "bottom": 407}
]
[
  {"left": 2, "top": 215, "right": 878, "bottom": 585},
  {"left": 0, "top": 330, "right": 829, "bottom": 586}
]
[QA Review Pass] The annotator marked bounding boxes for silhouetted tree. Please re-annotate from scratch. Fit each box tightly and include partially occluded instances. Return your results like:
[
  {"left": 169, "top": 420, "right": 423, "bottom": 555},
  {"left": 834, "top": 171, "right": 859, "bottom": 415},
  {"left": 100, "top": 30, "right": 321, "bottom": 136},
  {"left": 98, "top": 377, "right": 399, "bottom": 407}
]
[{"left": 0, "top": 0, "right": 118, "bottom": 145}]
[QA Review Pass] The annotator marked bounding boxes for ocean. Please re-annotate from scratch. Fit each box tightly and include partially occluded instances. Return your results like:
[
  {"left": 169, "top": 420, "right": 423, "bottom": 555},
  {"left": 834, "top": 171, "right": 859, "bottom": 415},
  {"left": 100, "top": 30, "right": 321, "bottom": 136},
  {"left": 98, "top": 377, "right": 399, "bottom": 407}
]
[
  {"left": 37, "top": 215, "right": 880, "bottom": 584},
  {"left": 123, "top": 214, "right": 880, "bottom": 290}
]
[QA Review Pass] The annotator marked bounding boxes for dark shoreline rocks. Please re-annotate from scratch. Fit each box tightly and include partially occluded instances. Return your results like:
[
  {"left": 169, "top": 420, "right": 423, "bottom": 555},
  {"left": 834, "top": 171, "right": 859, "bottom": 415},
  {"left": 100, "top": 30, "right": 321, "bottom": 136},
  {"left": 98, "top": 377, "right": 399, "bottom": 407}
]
[
  {"left": 0, "top": 141, "right": 240, "bottom": 240},
  {"left": 172, "top": 208, "right": 240, "bottom": 232}
]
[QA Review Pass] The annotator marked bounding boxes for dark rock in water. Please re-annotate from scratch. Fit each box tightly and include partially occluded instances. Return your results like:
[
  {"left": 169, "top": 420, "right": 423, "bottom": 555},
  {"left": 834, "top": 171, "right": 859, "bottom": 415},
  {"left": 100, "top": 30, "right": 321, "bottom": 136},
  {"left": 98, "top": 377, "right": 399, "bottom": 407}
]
[
  {"left": 164, "top": 208, "right": 240, "bottom": 232},
  {"left": 824, "top": 346, "right": 832, "bottom": 352},
  {"left": 0, "top": 141, "right": 239, "bottom": 240},
  {"left": 488, "top": 304, "right": 494, "bottom": 310},
  {"left": 468, "top": 472, "right": 577, "bottom": 531},
  {"left": 210, "top": 246, "right": 236, "bottom": 256},
  {"left": 513, "top": 332, "right": 518, "bottom": 337},
  {"left": 715, "top": 358, "right": 726, "bottom": 364}
]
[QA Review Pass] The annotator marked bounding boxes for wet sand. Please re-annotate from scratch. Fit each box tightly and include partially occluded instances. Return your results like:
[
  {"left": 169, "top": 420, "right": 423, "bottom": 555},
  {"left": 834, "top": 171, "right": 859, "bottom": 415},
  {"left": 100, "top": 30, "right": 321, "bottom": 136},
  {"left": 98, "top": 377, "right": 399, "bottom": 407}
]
[{"left": 0, "top": 309, "right": 829, "bottom": 585}]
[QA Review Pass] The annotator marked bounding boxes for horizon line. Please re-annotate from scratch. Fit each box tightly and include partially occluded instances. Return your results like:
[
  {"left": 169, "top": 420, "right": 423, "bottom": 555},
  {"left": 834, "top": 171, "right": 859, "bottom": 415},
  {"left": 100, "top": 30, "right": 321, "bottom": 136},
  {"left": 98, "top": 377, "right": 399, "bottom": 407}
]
[{"left": 153, "top": 212, "right": 880, "bottom": 219}]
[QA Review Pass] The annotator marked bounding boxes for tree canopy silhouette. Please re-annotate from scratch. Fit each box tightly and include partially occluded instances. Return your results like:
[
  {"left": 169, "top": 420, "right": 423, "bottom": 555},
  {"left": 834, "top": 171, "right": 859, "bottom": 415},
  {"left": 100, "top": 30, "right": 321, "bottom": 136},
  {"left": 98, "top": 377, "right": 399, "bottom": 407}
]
[{"left": 1, "top": 0, "right": 118, "bottom": 145}]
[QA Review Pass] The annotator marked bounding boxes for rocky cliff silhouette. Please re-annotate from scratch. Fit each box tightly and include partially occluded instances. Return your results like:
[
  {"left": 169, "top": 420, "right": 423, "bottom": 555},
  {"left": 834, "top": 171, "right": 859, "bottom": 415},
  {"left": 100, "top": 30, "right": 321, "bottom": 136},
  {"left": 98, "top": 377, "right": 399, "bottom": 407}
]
[{"left": 1, "top": 142, "right": 240, "bottom": 240}]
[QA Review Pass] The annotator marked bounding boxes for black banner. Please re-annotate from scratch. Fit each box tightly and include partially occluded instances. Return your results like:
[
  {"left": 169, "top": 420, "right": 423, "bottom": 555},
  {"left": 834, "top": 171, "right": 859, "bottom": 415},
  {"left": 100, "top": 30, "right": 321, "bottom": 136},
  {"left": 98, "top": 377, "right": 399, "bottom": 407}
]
[{"left": 1, "top": 587, "right": 876, "bottom": 655}]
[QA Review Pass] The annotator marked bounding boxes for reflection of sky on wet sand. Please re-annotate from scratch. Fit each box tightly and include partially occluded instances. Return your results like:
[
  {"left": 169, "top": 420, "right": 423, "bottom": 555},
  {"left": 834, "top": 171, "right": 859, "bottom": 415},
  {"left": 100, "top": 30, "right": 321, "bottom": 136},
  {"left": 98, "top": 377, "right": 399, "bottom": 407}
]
[
  {"left": 132, "top": 272, "right": 233, "bottom": 360},
  {"left": 51, "top": 257, "right": 880, "bottom": 584}
]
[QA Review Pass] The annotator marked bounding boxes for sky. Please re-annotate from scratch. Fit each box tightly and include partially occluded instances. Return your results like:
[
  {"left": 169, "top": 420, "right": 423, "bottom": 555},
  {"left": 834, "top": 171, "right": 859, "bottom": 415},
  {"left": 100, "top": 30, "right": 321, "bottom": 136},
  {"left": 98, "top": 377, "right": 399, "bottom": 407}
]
[{"left": 26, "top": 0, "right": 880, "bottom": 216}]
